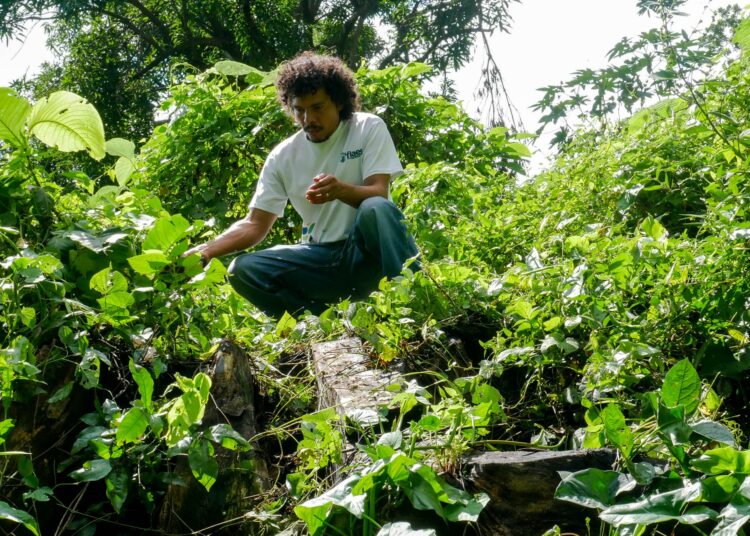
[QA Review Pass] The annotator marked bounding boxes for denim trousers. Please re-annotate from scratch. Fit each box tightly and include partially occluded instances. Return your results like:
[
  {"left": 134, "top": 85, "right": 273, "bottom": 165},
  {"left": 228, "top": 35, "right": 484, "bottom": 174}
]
[{"left": 227, "top": 197, "right": 419, "bottom": 317}]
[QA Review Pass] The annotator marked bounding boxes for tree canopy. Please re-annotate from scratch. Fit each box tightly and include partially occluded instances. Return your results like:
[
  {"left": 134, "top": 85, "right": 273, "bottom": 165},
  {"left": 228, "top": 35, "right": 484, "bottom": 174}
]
[{"left": 3, "top": 0, "right": 518, "bottom": 139}]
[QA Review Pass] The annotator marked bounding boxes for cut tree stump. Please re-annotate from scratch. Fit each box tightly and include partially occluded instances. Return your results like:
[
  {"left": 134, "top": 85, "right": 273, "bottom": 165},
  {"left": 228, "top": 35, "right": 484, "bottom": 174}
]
[
  {"left": 464, "top": 449, "right": 617, "bottom": 535},
  {"left": 311, "top": 337, "right": 402, "bottom": 415},
  {"left": 158, "top": 340, "right": 274, "bottom": 535},
  {"left": 312, "top": 337, "right": 619, "bottom": 536}
]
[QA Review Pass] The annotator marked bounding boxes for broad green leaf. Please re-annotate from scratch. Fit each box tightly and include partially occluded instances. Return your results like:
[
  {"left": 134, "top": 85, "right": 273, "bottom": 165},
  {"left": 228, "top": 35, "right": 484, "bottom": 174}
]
[
  {"left": 206, "top": 423, "right": 250, "bottom": 451},
  {"left": 114, "top": 157, "right": 135, "bottom": 186},
  {"left": 27, "top": 91, "right": 105, "bottom": 160},
  {"left": 0, "top": 501, "right": 39, "bottom": 536},
  {"left": 712, "top": 502, "right": 750, "bottom": 536},
  {"left": 0, "top": 88, "right": 30, "bottom": 147},
  {"left": 661, "top": 359, "right": 701, "bottom": 415},
  {"left": 214, "top": 60, "right": 253, "bottom": 76},
  {"left": 377, "top": 522, "right": 437, "bottom": 536},
  {"left": 98, "top": 291, "right": 134, "bottom": 312},
  {"left": 70, "top": 458, "right": 112, "bottom": 482},
  {"left": 116, "top": 407, "right": 149, "bottom": 443},
  {"left": 700, "top": 475, "right": 744, "bottom": 503},
  {"left": 400, "top": 63, "right": 432, "bottom": 79},
  {"left": 690, "top": 420, "right": 736, "bottom": 447},
  {"left": 692, "top": 447, "right": 750, "bottom": 475},
  {"left": 188, "top": 257, "right": 227, "bottom": 286},
  {"left": 601, "top": 404, "right": 633, "bottom": 457},
  {"left": 69, "top": 230, "right": 128, "bottom": 252},
  {"left": 105, "top": 137, "right": 135, "bottom": 159},
  {"left": 188, "top": 438, "right": 218, "bottom": 491},
  {"left": 105, "top": 464, "right": 130, "bottom": 514},
  {"left": 599, "top": 482, "right": 710, "bottom": 526},
  {"left": 47, "top": 382, "right": 73, "bottom": 404},
  {"left": 275, "top": 311, "right": 297, "bottom": 337},
  {"left": 129, "top": 360, "right": 154, "bottom": 411},
  {"left": 19, "top": 307, "right": 35, "bottom": 329},
  {"left": 78, "top": 349, "right": 103, "bottom": 389},
  {"left": 295, "top": 474, "right": 366, "bottom": 535},
  {"left": 128, "top": 251, "right": 170, "bottom": 277},
  {"left": 555, "top": 468, "right": 631, "bottom": 509},
  {"left": 143, "top": 214, "right": 190, "bottom": 253}
]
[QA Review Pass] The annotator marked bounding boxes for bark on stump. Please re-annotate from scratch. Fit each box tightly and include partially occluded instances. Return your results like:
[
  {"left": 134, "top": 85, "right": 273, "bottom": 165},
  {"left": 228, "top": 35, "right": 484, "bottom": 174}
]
[
  {"left": 158, "top": 340, "right": 273, "bottom": 534},
  {"left": 312, "top": 338, "right": 620, "bottom": 536},
  {"left": 465, "top": 449, "right": 617, "bottom": 535}
]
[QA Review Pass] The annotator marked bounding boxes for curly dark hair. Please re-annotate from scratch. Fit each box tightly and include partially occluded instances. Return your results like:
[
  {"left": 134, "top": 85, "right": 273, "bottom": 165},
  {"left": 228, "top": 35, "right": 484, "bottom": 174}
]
[{"left": 275, "top": 52, "right": 361, "bottom": 120}]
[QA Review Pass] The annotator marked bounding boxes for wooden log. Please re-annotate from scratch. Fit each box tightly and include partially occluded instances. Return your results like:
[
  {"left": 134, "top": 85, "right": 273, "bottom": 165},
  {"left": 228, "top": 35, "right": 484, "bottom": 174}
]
[
  {"left": 158, "top": 340, "right": 274, "bottom": 534},
  {"left": 465, "top": 449, "right": 617, "bottom": 535},
  {"left": 311, "top": 337, "right": 402, "bottom": 414}
]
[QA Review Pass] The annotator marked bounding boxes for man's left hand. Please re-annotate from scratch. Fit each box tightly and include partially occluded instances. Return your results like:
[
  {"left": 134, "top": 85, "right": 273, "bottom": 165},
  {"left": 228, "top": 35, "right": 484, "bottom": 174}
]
[{"left": 306, "top": 174, "right": 343, "bottom": 204}]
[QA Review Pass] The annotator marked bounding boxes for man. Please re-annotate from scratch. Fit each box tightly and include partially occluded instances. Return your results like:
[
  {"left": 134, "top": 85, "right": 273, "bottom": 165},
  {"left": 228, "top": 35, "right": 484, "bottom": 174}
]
[{"left": 184, "top": 52, "right": 419, "bottom": 318}]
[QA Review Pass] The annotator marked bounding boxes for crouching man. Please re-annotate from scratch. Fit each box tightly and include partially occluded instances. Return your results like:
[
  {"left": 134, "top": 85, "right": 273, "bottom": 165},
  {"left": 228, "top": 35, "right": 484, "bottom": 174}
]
[{"left": 184, "top": 52, "right": 419, "bottom": 318}]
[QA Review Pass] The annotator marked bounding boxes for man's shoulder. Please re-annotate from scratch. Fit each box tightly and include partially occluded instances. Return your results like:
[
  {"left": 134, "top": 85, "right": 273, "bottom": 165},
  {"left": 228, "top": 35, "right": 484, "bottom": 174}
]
[
  {"left": 350, "top": 111, "right": 385, "bottom": 127},
  {"left": 268, "top": 130, "right": 305, "bottom": 159}
]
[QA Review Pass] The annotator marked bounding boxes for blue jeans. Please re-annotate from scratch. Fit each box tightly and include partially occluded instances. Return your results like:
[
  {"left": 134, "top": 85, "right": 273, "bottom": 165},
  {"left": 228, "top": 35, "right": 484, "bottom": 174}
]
[{"left": 227, "top": 197, "right": 419, "bottom": 317}]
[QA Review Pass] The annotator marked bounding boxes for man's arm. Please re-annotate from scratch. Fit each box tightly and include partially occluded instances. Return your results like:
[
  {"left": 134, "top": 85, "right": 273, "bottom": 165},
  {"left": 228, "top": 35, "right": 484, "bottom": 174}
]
[
  {"left": 183, "top": 208, "right": 277, "bottom": 262},
  {"left": 305, "top": 173, "right": 389, "bottom": 208}
]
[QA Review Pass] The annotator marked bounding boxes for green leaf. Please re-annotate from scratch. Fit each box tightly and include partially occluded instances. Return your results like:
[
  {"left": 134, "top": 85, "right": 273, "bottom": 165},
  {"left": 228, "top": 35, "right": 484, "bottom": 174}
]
[
  {"left": 599, "top": 482, "right": 712, "bottom": 526},
  {"left": 105, "top": 464, "right": 130, "bottom": 514},
  {"left": 105, "top": 137, "right": 135, "bottom": 159},
  {"left": 19, "top": 307, "right": 35, "bottom": 329},
  {"left": 295, "top": 474, "right": 366, "bottom": 535},
  {"left": 0, "top": 87, "right": 31, "bottom": 147},
  {"left": 129, "top": 360, "right": 154, "bottom": 411},
  {"left": 555, "top": 468, "right": 632, "bottom": 510},
  {"left": 661, "top": 359, "right": 701, "bottom": 415},
  {"left": 116, "top": 407, "right": 149, "bottom": 444},
  {"left": 689, "top": 420, "right": 736, "bottom": 447},
  {"left": 206, "top": 424, "right": 250, "bottom": 451},
  {"left": 400, "top": 63, "right": 432, "bottom": 79},
  {"left": 27, "top": 90, "right": 105, "bottom": 160},
  {"left": 691, "top": 447, "right": 750, "bottom": 475},
  {"left": 142, "top": 214, "right": 190, "bottom": 253},
  {"left": 128, "top": 251, "right": 171, "bottom": 277},
  {"left": 114, "top": 157, "right": 136, "bottom": 186},
  {"left": 0, "top": 501, "right": 39, "bottom": 536},
  {"left": 70, "top": 459, "right": 112, "bottom": 482},
  {"left": 601, "top": 404, "right": 633, "bottom": 457},
  {"left": 712, "top": 501, "right": 750, "bottom": 536},
  {"left": 47, "top": 382, "right": 73, "bottom": 404},
  {"left": 188, "top": 438, "right": 218, "bottom": 491},
  {"left": 188, "top": 257, "right": 227, "bottom": 286},
  {"left": 78, "top": 349, "right": 103, "bottom": 389}
]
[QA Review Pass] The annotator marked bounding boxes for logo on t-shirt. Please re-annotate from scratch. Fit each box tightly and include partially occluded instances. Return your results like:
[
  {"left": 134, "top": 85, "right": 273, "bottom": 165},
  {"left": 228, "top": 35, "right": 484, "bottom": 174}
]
[{"left": 340, "top": 148, "right": 363, "bottom": 163}]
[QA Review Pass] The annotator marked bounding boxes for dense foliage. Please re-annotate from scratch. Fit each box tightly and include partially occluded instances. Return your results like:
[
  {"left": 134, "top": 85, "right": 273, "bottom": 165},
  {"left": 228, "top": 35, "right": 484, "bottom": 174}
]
[
  {"left": 1, "top": 9, "right": 750, "bottom": 536},
  {"left": 5, "top": 0, "right": 517, "bottom": 140}
]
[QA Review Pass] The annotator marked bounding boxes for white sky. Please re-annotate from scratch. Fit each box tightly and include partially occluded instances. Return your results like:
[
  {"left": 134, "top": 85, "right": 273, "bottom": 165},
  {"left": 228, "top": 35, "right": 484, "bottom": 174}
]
[{"left": 0, "top": 1, "right": 742, "bottom": 171}]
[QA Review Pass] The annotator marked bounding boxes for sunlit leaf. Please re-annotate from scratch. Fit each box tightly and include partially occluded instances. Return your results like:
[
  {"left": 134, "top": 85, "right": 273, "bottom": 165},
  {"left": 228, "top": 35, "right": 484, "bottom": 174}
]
[
  {"left": 0, "top": 87, "right": 31, "bottom": 147},
  {"left": 28, "top": 90, "right": 105, "bottom": 160}
]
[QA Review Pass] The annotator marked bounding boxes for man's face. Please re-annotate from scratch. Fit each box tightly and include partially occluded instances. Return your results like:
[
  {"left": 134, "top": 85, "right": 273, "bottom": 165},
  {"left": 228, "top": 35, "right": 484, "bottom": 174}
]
[{"left": 291, "top": 89, "right": 343, "bottom": 143}]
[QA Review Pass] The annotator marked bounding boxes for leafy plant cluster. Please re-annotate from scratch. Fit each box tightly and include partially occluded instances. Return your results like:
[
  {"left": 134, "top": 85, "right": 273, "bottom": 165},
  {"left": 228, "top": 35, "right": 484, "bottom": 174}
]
[{"left": 1, "top": 9, "right": 750, "bottom": 534}]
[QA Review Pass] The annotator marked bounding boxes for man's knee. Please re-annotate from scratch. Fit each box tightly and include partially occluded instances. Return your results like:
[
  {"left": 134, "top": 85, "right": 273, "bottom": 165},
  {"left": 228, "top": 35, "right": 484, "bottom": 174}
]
[
  {"left": 227, "top": 252, "right": 262, "bottom": 288},
  {"left": 357, "top": 196, "right": 399, "bottom": 224}
]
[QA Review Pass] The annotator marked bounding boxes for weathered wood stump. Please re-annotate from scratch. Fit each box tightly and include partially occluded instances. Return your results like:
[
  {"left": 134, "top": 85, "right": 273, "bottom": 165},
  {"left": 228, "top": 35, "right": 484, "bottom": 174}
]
[
  {"left": 158, "top": 340, "right": 274, "bottom": 534},
  {"left": 312, "top": 337, "right": 401, "bottom": 413},
  {"left": 312, "top": 337, "right": 619, "bottom": 535},
  {"left": 465, "top": 449, "right": 617, "bottom": 535}
]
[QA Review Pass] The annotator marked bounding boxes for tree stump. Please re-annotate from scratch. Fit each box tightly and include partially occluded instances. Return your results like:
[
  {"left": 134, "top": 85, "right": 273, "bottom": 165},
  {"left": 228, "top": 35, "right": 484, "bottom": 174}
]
[
  {"left": 465, "top": 449, "right": 617, "bottom": 535},
  {"left": 158, "top": 340, "right": 274, "bottom": 534}
]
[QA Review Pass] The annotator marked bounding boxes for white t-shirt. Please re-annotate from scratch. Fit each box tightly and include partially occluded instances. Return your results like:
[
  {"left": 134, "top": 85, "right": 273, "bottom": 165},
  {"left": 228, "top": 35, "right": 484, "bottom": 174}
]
[{"left": 250, "top": 112, "right": 403, "bottom": 244}]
